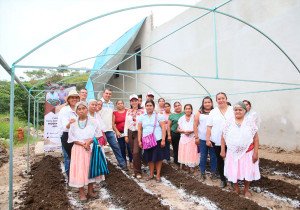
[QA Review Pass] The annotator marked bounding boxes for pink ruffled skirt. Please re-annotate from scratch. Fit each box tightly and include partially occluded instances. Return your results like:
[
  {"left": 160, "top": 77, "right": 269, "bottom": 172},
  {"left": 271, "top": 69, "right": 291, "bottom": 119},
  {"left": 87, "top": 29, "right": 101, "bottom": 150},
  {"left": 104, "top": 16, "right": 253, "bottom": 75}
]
[
  {"left": 224, "top": 150, "right": 260, "bottom": 183},
  {"left": 69, "top": 144, "right": 104, "bottom": 188},
  {"left": 178, "top": 135, "right": 199, "bottom": 167}
]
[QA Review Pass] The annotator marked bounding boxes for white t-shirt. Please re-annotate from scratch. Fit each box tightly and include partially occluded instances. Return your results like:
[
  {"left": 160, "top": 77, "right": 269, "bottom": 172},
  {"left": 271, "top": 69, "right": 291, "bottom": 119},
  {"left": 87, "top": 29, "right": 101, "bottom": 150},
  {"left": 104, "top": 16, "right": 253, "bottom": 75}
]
[
  {"left": 206, "top": 106, "right": 234, "bottom": 146},
  {"left": 99, "top": 98, "right": 114, "bottom": 132},
  {"left": 198, "top": 113, "right": 210, "bottom": 141}
]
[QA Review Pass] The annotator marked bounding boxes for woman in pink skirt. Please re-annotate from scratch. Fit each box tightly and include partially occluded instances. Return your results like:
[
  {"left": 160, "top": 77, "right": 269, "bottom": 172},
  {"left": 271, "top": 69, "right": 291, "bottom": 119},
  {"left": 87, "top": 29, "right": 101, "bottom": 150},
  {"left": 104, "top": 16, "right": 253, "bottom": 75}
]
[
  {"left": 221, "top": 101, "right": 260, "bottom": 197},
  {"left": 177, "top": 104, "right": 199, "bottom": 174},
  {"left": 68, "top": 101, "right": 105, "bottom": 201}
]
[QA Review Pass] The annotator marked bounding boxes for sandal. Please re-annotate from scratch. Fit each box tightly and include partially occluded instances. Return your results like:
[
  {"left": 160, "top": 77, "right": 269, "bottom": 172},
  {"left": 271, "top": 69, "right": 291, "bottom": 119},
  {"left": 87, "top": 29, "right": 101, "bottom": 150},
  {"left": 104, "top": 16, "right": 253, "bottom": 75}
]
[
  {"left": 79, "top": 195, "right": 87, "bottom": 202},
  {"left": 244, "top": 191, "right": 252, "bottom": 198},
  {"left": 156, "top": 177, "right": 161, "bottom": 183},
  {"left": 146, "top": 176, "right": 154, "bottom": 181},
  {"left": 87, "top": 192, "right": 98, "bottom": 199}
]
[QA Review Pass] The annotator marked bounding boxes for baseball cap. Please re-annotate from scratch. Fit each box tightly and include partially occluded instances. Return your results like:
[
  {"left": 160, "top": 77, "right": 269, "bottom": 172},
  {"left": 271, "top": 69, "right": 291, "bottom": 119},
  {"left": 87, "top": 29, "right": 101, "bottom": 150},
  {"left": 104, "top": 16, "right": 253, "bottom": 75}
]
[
  {"left": 129, "top": 94, "right": 138, "bottom": 101},
  {"left": 146, "top": 91, "right": 154, "bottom": 96}
]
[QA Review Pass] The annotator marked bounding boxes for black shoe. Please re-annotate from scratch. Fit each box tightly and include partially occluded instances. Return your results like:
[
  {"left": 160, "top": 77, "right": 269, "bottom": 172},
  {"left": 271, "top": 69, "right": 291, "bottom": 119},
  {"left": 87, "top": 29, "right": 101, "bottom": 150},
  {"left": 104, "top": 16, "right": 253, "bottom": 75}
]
[
  {"left": 121, "top": 166, "right": 129, "bottom": 171},
  {"left": 220, "top": 180, "right": 227, "bottom": 188},
  {"left": 200, "top": 173, "right": 206, "bottom": 181},
  {"left": 211, "top": 173, "right": 218, "bottom": 181}
]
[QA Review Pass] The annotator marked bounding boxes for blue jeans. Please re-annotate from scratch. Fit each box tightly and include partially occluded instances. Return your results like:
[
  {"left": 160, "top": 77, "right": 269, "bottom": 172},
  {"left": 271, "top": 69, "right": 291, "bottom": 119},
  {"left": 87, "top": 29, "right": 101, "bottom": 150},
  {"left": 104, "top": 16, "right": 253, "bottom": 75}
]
[
  {"left": 199, "top": 140, "right": 217, "bottom": 174},
  {"left": 117, "top": 136, "right": 133, "bottom": 162},
  {"left": 164, "top": 134, "right": 171, "bottom": 161},
  {"left": 105, "top": 131, "right": 126, "bottom": 167},
  {"left": 61, "top": 146, "right": 70, "bottom": 177}
]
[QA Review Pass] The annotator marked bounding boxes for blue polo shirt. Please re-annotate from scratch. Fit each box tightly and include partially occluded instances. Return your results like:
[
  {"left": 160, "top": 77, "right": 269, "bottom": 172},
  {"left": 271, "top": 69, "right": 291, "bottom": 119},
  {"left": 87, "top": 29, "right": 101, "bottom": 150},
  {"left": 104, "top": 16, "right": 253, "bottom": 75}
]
[{"left": 138, "top": 113, "right": 165, "bottom": 141}]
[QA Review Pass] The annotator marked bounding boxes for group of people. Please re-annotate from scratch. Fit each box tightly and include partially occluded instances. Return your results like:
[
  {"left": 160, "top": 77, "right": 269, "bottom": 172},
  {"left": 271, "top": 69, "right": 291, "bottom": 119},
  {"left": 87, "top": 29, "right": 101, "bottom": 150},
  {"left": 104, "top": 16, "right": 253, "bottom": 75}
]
[
  {"left": 57, "top": 88, "right": 261, "bottom": 201},
  {"left": 46, "top": 86, "right": 67, "bottom": 105}
]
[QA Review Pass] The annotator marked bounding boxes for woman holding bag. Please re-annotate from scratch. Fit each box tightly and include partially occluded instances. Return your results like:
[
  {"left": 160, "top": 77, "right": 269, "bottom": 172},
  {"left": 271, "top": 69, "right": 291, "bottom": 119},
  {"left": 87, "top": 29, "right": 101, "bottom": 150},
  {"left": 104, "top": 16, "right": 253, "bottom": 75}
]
[{"left": 138, "top": 100, "right": 166, "bottom": 182}]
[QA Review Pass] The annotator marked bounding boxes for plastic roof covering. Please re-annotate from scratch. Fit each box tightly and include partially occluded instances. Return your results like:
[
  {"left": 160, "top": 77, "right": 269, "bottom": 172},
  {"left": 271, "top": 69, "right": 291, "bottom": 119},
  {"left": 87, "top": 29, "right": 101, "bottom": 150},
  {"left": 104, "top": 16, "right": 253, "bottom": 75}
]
[{"left": 86, "top": 18, "right": 146, "bottom": 101}]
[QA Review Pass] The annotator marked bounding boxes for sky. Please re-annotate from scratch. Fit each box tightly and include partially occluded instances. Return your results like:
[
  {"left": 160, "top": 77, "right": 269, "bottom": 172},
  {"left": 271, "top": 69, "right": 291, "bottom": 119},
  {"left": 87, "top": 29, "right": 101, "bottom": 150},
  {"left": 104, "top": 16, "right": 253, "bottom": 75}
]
[{"left": 0, "top": 0, "right": 199, "bottom": 81}]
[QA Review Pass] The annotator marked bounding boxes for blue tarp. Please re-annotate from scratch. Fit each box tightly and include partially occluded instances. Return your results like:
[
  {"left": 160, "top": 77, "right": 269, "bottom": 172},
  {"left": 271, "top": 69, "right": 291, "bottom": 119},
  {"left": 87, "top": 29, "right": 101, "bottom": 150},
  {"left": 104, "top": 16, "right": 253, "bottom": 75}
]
[{"left": 86, "top": 18, "right": 145, "bottom": 100}]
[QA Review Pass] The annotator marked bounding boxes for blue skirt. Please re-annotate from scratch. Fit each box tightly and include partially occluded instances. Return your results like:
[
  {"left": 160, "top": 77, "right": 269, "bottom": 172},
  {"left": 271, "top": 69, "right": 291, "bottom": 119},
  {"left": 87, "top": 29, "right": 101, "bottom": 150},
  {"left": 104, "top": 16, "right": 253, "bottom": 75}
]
[{"left": 143, "top": 140, "right": 165, "bottom": 163}]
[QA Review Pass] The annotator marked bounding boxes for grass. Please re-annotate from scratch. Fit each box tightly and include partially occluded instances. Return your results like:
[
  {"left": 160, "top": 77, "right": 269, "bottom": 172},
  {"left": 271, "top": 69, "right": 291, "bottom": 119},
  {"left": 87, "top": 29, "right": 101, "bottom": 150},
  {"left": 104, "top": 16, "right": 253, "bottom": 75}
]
[{"left": 0, "top": 114, "right": 38, "bottom": 148}]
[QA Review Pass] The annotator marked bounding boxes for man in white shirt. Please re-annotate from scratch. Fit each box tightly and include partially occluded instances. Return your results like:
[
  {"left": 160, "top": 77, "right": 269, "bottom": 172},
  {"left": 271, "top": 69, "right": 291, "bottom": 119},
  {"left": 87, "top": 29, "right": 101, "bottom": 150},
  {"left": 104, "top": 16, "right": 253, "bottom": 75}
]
[
  {"left": 79, "top": 88, "right": 88, "bottom": 102},
  {"left": 100, "top": 88, "right": 127, "bottom": 170}
]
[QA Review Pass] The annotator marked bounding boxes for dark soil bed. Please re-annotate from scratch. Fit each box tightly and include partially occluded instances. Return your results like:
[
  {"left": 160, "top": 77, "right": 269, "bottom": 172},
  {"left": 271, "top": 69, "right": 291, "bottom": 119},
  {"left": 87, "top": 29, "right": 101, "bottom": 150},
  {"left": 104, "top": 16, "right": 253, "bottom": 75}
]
[
  {"left": 252, "top": 176, "right": 300, "bottom": 201},
  {"left": 0, "top": 142, "right": 9, "bottom": 168},
  {"left": 105, "top": 162, "right": 169, "bottom": 210},
  {"left": 260, "top": 158, "right": 300, "bottom": 179},
  {"left": 161, "top": 163, "right": 267, "bottom": 210},
  {"left": 18, "top": 155, "right": 70, "bottom": 210}
]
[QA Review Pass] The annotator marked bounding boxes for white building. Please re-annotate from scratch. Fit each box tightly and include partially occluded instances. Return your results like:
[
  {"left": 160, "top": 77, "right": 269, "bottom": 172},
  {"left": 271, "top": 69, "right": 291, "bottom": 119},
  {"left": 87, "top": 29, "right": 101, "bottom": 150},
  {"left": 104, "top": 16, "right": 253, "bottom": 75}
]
[{"left": 87, "top": 0, "right": 300, "bottom": 150}]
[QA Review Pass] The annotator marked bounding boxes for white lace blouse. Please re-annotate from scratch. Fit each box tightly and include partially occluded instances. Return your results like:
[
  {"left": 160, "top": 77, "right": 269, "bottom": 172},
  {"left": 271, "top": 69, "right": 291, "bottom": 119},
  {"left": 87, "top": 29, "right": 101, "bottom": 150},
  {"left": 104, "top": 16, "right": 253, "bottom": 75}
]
[
  {"left": 223, "top": 117, "right": 258, "bottom": 160},
  {"left": 68, "top": 117, "right": 103, "bottom": 143}
]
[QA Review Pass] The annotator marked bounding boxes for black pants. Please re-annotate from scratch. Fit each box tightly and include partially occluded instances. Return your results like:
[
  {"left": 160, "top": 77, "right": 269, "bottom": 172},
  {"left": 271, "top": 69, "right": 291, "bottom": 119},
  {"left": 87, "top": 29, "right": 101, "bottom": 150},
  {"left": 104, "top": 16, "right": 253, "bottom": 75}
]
[
  {"left": 61, "top": 132, "right": 74, "bottom": 159},
  {"left": 212, "top": 142, "right": 226, "bottom": 181},
  {"left": 171, "top": 131, "right": 181, "bottom": 164}
]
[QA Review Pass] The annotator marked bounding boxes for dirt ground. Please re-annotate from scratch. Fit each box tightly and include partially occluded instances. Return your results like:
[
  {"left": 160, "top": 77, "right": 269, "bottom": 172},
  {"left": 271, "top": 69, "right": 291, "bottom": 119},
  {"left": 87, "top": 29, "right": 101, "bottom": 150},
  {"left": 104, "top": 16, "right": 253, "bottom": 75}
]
[
  {"left": 0, "top": 142, "right": 9, "bottom": 168},
  {"left": 259, "top": 145, "right": 300, "bottom": 165},
  {"left": 17, "top": 155, "right": 70, "bottom": 210},
  {"left": 1, "top": 143, "right": 300, "bottom": 210},
  {"left": 105, "top": 162, "right": 170, "bottom": 210}
]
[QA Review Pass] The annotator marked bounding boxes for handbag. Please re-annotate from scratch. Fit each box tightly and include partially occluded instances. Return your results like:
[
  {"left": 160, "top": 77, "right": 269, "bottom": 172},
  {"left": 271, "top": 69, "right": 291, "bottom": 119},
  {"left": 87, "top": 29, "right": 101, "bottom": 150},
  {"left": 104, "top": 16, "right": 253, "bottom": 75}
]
[
  {"left": 142, "top": 114, "right": 158, "bottom": 149},
  {"left": 98, "top": 136, "right": 107, "bottom": 146},
  {"left": 89, "top": 137, "right": 109, "bottom": 179}
]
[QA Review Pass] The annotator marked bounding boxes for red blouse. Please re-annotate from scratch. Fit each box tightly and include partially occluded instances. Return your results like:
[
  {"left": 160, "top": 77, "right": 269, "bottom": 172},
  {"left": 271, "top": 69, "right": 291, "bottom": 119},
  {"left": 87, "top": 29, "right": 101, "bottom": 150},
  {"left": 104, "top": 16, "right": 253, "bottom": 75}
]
[{"left": 113, "top": 110, "right": 127, "bottom": 133}]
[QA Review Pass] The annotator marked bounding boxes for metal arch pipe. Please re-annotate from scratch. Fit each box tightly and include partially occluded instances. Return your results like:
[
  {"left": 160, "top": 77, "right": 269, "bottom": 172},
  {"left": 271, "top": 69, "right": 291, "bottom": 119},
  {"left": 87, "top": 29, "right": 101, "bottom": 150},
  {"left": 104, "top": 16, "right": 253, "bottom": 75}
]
[
  {"left": 90, "top": 2, "right": 233, "bottom": 87},
  {"left": 14, "top": 64, "right": 300, "bottom": 86},
  {"left": 213, "top": 10, "right": 300, "bottom": 74},
  {"left": 13, "top": 2, "right": 232, "bottom": 65},
  {"left": 67, "top": 53, "right": 211, "bottom": 96},
  {"left": 92, "top": 72, "right": 163, "bottom": 98}
]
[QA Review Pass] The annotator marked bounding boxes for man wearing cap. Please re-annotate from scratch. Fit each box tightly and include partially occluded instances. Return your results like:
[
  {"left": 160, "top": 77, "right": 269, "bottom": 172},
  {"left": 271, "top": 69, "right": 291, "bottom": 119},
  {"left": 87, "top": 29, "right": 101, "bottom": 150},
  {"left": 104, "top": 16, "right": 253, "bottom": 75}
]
[
  {"left": 57, "top": 90, "right": 80, "bottom": 178},
  {"left": 142, "top": 91, "right": 155, "bottom": 110},
  {"left": 100, "top": 88, "right": 128, "bottom": 170}
]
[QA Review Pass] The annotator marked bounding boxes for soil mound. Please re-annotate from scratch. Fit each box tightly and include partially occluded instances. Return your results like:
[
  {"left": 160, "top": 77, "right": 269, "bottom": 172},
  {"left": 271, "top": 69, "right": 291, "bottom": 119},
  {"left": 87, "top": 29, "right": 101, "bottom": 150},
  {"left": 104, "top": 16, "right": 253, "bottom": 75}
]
[
  {"left": 260, "top": 158, "right": 300, "bottom": 179},
  {"left": 162, "top": 163, "right": 267, "bottom": 210},
  {"left": 252, "top": 176, "right": 300, "bottom": 201},
  {"left": 0, "top": 142, "right": 9, "bottom": 168},
  {"left": 18, "top": 155, "right": 70, "bottom": 210},
  {"left": 106, "top": 162, "right": 170, "bottom": 210}
]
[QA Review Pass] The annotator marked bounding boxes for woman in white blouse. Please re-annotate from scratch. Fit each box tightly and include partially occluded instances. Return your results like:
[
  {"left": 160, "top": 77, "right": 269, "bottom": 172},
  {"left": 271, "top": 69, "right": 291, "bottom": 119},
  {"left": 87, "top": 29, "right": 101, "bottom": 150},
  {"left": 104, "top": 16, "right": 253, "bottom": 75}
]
[
  {"left": 124, "top": 94, "right": 144, "bottom": 179},
  {"left": 68, "top": 101, "right": 105, "bottom": 201},
  {"left": 177, "top": 104, "right": 199, "bottom": 174},
  {"left": 57, "top": 90, "right": 80, "bottom": 178},
  {"left": 221, "top": 102, "right": 260, "bottom": 197},
  {"left": 206, "top": 92, "right": 234, "bottom": 188}
]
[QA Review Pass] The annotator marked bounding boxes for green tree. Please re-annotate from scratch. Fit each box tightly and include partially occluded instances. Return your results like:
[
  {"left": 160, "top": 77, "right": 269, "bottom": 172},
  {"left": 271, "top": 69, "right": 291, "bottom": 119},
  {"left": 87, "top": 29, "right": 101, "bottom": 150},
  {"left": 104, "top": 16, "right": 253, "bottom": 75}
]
[
  {"left": 24, "top": 69, "right": 47, "bottom": 82},
  {"left": 57, "top": 64, "right": 70, "bottom": 76}
]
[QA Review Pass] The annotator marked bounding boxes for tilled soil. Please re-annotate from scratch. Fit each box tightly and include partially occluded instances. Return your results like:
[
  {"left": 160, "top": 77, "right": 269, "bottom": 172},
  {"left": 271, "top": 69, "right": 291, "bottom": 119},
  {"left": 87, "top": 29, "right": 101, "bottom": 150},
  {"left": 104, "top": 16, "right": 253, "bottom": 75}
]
[
  {"left": 0, "top": 142, "right": 8, "bottom": 168},
  {"left": 105, "top": 162, "right": 170, "bottom": 210},
  {"left": 162, "top": 163, "right": 267, "bottom": 210},
  {"left": 18, "top": 155, "right": 70, "bottom": 210},
  {"left": 252, "top": 176, "right": 300, "bottom": 201},
  {"left": 260, "top": 158, "right": 300, "bottom": 179}
]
